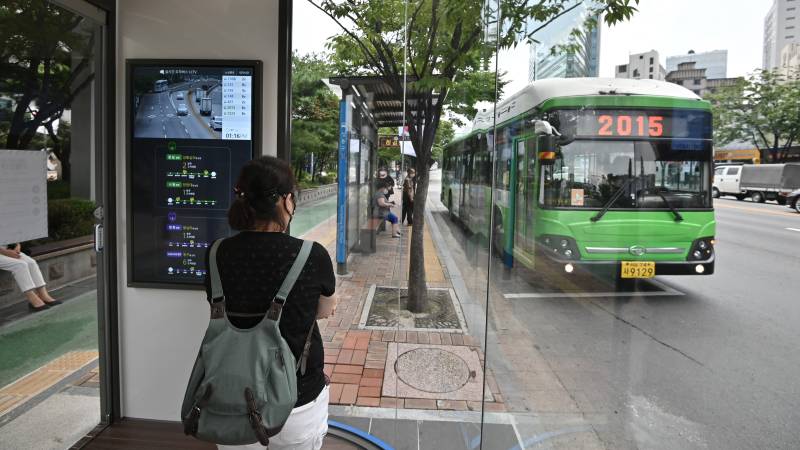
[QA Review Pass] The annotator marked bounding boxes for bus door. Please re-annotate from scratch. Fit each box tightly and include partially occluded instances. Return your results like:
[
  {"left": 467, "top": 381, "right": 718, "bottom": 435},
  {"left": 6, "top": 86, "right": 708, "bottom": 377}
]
[{"left": 513, "top": 137, "right": 537, "bottom": 260}]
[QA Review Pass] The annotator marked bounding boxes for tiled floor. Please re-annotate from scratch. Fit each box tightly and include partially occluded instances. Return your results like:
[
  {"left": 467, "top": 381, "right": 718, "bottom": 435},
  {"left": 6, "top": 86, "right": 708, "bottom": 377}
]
[{"left": 316, "top": 212, "right": 505, "bottom": 412}]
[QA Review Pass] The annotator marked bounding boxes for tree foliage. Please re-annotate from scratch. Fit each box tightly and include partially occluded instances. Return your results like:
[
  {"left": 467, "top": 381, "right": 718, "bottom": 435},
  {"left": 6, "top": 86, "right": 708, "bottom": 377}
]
[
  {"left": 0, "top": 1, "right": 94, "bottom": 181},
  {"left": 310, "top": 0, "right": 641, "bottom": 311},
  {"left": 292, "top": 53, "right": 340, "bottom": 183},
  {"left": 708, "top": 69, "right": 800, "bottom": 163}
]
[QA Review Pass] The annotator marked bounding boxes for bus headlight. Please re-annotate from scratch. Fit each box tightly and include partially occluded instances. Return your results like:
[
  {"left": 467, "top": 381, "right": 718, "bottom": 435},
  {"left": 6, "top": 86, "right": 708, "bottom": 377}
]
[
  {"left": 538, "top": 235, "right": 580, "bottom": 261},
  {"left": 688, "top": 237, "right": 714, "bottom": 261}
]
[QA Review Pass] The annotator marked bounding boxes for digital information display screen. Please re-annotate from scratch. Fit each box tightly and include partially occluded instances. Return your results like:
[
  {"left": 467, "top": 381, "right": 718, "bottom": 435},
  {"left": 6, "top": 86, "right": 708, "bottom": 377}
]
[
  {"left": 127, "top": 60, "right": 260, "bottom": 288},
  {"left": 559, "top": 109, "right": 712, "bottom": 140}
]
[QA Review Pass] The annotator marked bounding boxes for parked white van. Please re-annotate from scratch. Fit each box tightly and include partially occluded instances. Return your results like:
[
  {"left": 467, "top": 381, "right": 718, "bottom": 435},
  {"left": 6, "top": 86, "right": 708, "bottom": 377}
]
[{"left": 713, "top": 165, "right": 744, "bottom": 200}]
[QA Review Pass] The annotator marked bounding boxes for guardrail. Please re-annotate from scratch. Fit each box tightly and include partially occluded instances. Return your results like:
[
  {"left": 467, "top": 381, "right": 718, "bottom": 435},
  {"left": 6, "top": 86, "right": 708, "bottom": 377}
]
[{"left": 297, "top": 183, "right": 337, "bottom": 205}]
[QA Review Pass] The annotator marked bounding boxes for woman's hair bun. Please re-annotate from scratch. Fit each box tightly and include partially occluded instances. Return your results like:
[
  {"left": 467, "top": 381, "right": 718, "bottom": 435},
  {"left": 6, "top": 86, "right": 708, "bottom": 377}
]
[{"left": 228, "top": 156, "right": 296, "bottom": 230}]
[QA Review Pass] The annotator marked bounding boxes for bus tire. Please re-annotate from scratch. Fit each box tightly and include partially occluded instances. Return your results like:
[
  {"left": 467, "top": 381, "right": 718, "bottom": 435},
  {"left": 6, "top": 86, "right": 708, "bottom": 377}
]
[
  {"left": 712, "top": 187, "right": 720, "bottom": 198},
  {"left": 751, "top": 191, "right": 765, "bottom": 203},
  {"left": 794, "top": 198, "right": 800, "bottom": 213}
]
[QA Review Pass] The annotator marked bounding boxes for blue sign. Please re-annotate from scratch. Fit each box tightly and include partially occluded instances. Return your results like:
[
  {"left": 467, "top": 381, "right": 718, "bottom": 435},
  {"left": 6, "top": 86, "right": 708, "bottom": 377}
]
[{"left": 336, "top": 100, "right": 348, "bottom": 265}]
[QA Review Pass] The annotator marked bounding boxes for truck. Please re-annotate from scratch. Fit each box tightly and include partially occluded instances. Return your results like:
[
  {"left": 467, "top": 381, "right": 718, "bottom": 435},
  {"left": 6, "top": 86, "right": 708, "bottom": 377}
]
[
  {"left": 199, "top": 97, "right": 212, "bottom": 116},
  {"left": 713, "top": 163, "right": 800, "bottom": 204},
  {"left": 195, "top": 88, "right": 204, "bottom": 103}
]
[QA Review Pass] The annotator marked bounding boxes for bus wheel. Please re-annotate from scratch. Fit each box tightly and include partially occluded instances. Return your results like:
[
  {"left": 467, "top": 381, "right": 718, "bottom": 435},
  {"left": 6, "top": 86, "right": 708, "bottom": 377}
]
[
  {"left": 712, "top": 187, "right": 720, "bottom": 198},
  {"left": 751, "top": 191, "right": 765, "bottom": 203},
  {"left": 794, "top": 199, "right": 800, "bottom": 213}
]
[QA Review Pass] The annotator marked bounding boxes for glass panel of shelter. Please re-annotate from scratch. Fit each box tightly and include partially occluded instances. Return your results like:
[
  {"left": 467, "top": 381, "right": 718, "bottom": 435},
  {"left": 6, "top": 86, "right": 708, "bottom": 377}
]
[{"left": 0, "top": 0, "right": 107, "bottom": 446}]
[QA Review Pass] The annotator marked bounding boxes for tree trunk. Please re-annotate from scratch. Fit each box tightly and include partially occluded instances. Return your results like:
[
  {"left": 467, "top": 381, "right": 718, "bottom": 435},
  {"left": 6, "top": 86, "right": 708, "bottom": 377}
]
[{"left": 406, "top": 161, "right": 430, "bottom": 313}]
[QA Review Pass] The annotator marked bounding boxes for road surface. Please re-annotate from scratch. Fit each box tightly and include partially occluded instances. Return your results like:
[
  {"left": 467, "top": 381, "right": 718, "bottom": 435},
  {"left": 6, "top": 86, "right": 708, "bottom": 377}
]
[
  {"left": 133, "top": 81, "right": 221, "bottom": 139},
  {"left": 428, "top": 173, "right": 800, "bottom": 450}
]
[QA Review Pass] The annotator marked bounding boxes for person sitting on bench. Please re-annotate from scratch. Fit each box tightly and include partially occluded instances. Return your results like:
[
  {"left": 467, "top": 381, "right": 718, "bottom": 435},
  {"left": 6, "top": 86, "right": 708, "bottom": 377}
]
[
  {"left": 374, "top": 180, "right": 401, "bottom": 238},
  {"left": 0, "top": 243, "right": 61, "bottom": 312}
]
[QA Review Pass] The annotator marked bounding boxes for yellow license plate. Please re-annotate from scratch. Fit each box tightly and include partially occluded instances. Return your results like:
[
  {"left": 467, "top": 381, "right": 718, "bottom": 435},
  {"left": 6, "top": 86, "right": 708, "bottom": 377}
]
[{"left": 621, "top": 261, "right": 655, "bottom": 278}]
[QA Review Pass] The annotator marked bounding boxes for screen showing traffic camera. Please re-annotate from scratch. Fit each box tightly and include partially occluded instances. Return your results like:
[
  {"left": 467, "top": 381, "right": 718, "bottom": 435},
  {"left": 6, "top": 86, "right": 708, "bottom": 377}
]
[{"left": 128, "top": 60, "right": 260, "bottom": 288}]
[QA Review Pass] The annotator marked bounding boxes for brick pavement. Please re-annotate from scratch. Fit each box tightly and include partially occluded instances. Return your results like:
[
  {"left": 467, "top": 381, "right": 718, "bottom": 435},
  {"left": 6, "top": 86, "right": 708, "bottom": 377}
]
[{"left": 306, "top": 217, "right": 506, "bottom": 412}]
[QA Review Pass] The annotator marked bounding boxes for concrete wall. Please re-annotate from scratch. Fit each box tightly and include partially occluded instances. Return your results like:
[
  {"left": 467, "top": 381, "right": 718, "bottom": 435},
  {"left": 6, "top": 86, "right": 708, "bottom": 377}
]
[
  {"left": 115, "top": 0, "right": 281, "bottom": 420},
  {"left": 297, "top": 184, "right": 337, "bottom": 205}
]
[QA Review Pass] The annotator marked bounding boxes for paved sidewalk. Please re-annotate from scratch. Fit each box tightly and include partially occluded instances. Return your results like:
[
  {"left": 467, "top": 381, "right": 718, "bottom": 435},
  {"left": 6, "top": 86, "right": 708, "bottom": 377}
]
[{"left": 312, "top": 202, "right": 505, "bottom": 413}]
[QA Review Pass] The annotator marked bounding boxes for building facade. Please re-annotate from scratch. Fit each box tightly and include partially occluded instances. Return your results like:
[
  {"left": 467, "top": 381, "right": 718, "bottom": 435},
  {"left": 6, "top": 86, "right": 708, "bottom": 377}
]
[
  {"left": 666, "top": 49, "right": 728, "bottom": 79},
  {"left": 779, "top": 42, "right": 800, "bottom": 77},
  {"left": 527, "top": 2, "right": 601, "bottom": 82},
  {"left": 665, "top": 62, "right": 741, "bottom": 98},
  {"left": 763, "top": 0, "right": 800, "bottom": 70},
  {"left": 615, "top": 50, "right": 667, "bottom": 80}
]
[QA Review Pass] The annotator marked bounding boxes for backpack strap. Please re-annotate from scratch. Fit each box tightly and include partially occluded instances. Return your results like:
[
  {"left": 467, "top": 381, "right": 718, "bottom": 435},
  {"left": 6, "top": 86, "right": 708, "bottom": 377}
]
[
  {"left": 208, "top": 239, "right": 225, "bottom": 319},
  {"left": 266, "top": 240, "right": 314, "bottom": 322}
]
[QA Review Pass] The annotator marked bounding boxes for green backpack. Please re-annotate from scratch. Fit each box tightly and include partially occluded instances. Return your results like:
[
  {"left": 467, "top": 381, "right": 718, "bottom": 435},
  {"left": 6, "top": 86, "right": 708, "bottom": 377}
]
[{"left": 181, "top": 238, "right": 315, "bottom": 446}]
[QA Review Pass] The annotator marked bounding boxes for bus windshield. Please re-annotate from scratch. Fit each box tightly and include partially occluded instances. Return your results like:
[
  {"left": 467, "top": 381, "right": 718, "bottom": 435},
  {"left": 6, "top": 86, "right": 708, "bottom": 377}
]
[{"left": 540, "top": 139, "right": 712, "bottom": 209}]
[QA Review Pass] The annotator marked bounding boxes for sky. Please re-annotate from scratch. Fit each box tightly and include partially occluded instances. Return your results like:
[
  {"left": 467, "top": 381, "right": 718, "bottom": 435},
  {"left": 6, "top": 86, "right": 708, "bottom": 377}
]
[{"left": 294, "top": 0, "right": 775, "bottom": 103}]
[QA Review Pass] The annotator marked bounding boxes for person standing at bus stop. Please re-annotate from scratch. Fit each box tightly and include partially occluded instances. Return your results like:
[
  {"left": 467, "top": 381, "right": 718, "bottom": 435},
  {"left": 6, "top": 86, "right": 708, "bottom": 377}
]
[{"left": 402, "top": 168, "right": 416, "bottom": 225}]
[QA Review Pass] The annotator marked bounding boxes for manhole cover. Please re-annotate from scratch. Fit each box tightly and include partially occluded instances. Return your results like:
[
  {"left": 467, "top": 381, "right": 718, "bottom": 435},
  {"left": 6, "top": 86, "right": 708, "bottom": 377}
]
[{"left": 395, "top": 348, "right": 470, "bottom": 393}]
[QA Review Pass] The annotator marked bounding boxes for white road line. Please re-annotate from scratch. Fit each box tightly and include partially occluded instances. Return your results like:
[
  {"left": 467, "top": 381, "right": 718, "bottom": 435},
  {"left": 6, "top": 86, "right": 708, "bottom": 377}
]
[{"left": 787, "top": 228, "right": 800, "bottom": 233}]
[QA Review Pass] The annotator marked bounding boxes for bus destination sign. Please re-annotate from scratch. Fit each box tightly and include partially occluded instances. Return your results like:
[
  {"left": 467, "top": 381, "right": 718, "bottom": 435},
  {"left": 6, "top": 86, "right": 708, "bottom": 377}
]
[{"left": 569, "top": 110, "right": 711, "bottom": 140}]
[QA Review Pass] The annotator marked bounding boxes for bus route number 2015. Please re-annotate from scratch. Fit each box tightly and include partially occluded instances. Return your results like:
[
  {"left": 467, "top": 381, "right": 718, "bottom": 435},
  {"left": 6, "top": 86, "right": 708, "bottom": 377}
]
[{"left": 597, "top": 115, "right": 663, "bottom": 137}]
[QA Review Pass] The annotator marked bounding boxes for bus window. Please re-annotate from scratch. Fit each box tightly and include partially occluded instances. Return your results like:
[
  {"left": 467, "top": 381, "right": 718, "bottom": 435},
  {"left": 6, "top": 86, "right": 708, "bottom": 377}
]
[{"left": 541, "top": 140, "right": 711, "bottom": 209}]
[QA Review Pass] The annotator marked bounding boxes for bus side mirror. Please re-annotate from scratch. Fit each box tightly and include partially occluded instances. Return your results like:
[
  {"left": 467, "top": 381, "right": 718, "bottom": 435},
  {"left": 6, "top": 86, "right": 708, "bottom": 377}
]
[{"left": 538, "top": 135, "right": 559, "bottom": 166}]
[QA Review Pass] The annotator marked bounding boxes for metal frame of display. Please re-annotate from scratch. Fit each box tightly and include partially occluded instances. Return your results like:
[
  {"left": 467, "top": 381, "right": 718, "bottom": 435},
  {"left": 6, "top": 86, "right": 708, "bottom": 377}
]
[{"left": 124, "top": 59, "right": 263, "bottom": 290}]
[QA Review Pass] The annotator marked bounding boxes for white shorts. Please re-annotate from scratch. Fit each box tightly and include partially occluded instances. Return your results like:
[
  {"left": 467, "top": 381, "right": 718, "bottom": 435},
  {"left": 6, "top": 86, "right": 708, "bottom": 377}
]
[{"left": 217, "top": 384, "right": 329, "bottom": 450}]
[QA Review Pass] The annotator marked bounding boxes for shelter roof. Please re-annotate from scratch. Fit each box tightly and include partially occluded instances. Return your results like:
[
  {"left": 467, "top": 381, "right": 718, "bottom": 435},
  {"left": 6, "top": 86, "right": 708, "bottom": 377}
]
[{"left": 327, "top": 76, "right": 437, "bottom": 128}]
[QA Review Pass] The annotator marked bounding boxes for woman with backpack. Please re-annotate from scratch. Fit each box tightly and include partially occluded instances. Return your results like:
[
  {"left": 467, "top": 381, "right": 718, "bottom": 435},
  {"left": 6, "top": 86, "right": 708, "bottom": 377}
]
[{"left": 189, "top": 156, "right": 337, "bottom": 450}]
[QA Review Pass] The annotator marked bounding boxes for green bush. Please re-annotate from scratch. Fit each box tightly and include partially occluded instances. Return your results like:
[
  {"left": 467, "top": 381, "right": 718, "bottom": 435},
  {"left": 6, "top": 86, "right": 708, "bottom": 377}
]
[
  {"left": 297, "top": 179, "right": 318, "bottom": 190},
  {"left": 317, "top": 174, "right": 335, "bottom": 185},
  {"left": 47, "top": 198, "right": 95, "bottom": 241},
  {"left": 47, "top": 180, "right": 71, "bottom": 199},
  {"left": 19, "top": 198, "right": 95, "bottom": 251}
]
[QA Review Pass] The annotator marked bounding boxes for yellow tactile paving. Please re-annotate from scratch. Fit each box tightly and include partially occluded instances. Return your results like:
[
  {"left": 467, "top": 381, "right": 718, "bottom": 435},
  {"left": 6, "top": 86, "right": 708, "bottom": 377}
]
[
  {"left": 0, "top": 350, "right": 98, "bottom": 416},
  {"left": 299, "top": 217, "right": 337, "bottom": 250},
  {"left": 400, "top": 223, "right": 445, "bottom": 283}
]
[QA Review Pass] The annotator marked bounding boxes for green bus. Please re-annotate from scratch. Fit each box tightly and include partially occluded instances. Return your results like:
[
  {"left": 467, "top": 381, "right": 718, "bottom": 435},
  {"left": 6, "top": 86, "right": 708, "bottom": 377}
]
[{"left": 441, "top": 78, "right": 715, "bottom": 278}]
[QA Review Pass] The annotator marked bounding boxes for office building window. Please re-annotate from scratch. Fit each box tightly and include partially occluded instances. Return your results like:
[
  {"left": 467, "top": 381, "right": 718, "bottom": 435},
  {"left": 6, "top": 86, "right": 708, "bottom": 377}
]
[
  {"left": 649, "top": 66, "right": 653, "bottom": 73},
  {"left": 694, "top": 78, "right": 702, "bottom": 85},
  {"left": 649, "top": 57, "right": 654, "bottom": 64},
  {"left": 788, "top": 35, "right": 796, "bottom": 39},
  {"left": 639, "top": 55, "right": 643, "bottom": 59},
  {"left": 618, "top": 64, "right": 627, "bottom": 73},
  {"left": 649, "top": 75, "right": 653, "bottom": 79}
]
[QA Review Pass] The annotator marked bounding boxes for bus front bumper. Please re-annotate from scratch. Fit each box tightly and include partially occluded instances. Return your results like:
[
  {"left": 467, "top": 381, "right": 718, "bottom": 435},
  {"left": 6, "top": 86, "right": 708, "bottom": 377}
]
[{"left": 545, "top": 255, "right": 715, "bottom": 276}]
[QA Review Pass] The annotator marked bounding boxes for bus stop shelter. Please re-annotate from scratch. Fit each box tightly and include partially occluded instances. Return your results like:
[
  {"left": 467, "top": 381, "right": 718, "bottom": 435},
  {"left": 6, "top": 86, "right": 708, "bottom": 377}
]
[{"left": 327, "top": 76, "right": 431, "bottom": 274}]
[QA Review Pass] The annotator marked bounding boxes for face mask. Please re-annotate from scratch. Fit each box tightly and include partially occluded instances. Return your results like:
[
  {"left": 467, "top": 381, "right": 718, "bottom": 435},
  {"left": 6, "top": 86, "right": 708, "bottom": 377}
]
[{"left": 283, "top": 194, "right": 296, "bottom": 231}]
